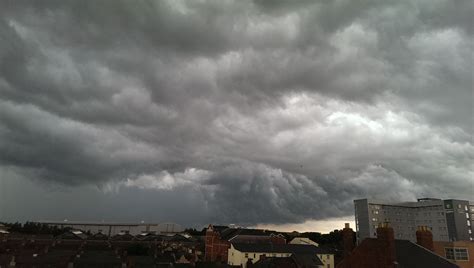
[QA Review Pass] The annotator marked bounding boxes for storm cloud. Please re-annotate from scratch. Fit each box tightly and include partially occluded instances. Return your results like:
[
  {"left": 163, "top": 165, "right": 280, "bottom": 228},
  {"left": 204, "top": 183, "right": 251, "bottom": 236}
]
[{"left": 0, "top": 0, "right": 472, "bottom": 227}]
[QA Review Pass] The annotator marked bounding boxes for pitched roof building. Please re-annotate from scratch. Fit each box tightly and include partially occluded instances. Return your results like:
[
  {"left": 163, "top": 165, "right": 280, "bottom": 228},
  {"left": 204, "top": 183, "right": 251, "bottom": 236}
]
[
  {"left": 337, "top": 223, "right": 459, "bottom": 268},
  {"left": 432, "top": 240, "right": 474, "bottom": 268},
  {"left": 228, "top": 243, "right": 332, "bottom": 268},
  {"left": 204, "top": 225, "right": 286, "bottom": 263}
]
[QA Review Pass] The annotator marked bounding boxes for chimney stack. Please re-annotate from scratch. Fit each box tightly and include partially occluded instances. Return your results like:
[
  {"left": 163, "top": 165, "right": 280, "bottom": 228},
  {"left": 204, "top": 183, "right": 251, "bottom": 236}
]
[
  {"left": 342, "top": 223, "right": 355, "bottom": 260},
  {"left": 416, "top": 226, "right": 434, "bottom": 251},
  {"left": 376, "top": 222, "right": 396, "bottom": 268}
]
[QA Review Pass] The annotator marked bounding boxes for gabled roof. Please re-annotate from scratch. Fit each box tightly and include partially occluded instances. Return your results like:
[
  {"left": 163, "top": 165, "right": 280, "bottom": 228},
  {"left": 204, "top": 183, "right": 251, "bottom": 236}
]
[
  {"left": 292, "top": 253, "right": 324, "bottom": 266},
  {"left": 89, "top": 232, "right": 108, "bottom": 240},
  {"left": 338, "top": 238, "right": 459, "bottom": 268},
  {"left": 231, "top": 243, "right": 331, "bottom": 254},
  {"left": 228, "top": 235, "right": 274, "bottom": 244},
  {"left": 253, "top": 256, "right": 298, "bottom": 267},
  {"left": 395, "top": 240, "right": 458, "bottom": 268},
  {"left": 111, "top": 233, "right": 135, "bottom": 241},
  {"left": 56, "top": 230, "right": 88, "bottom": 240},
  {"left": 220, "top": 228, "right": 279, "bottom": 240}
]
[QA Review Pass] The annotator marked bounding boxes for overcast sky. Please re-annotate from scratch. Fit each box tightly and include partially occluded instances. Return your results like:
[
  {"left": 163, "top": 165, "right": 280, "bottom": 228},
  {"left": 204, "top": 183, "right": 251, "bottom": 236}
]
[{"left": 0, "top": 0, "right": 472, "bottom": 232}]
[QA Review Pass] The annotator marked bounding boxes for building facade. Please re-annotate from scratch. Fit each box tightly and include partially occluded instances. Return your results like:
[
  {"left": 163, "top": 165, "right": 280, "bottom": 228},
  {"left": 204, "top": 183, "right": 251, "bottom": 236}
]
[
  {"left": 37, "top": 221, "right": 183, "bottom": 236},
  {"left": 204, "top": 225, "right": 231, "bottom": 262},
  {"left": 227, "top": 243, "right": 333, "bottom": 268},
  {"left": 354, "top": 198, "right": 474, "bottom": 243},
  {"left": 204, "top": 225, "right": 287, "bottom": 263},
  {"left": 337, "top": 223, "right": 459, "bottom": 268},
  {"left": 433, "top": 241, "right": 474, "bottom": 268}
]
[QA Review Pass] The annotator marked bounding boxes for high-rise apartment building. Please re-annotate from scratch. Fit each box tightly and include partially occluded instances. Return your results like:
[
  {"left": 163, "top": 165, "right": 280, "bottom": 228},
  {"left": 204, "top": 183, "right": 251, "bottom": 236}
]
[{"left": 354, "top": 198, "right": 474, "bottom": 243}]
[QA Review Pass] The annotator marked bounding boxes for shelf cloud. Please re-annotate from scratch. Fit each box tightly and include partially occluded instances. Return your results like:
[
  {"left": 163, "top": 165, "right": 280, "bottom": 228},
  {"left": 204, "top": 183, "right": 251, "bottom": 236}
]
[{"left": 0, "top": 0, "right": 472, "bottom": 226}]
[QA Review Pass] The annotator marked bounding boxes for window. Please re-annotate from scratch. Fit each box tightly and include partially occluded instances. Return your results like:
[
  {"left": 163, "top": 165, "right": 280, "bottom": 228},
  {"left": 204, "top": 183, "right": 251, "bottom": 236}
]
[
  {"left": 454, "top": 248, "right": 468, "bottom": 260},
  {"left": 372, "top": 218, "right": 378, "bottom": 222},
  {"left": 445, "top": 248, "right": 454, "bottom": 260},
  {"left": 445, "top": 248, "right": 469, "bottom": 261},
  {"left": 244, "top": 253, "right": 248, "bottom": 258}
]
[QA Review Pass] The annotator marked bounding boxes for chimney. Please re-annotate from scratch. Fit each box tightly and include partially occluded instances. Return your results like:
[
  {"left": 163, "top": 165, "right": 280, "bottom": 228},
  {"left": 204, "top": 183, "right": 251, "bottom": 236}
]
[
  {"left": 416, "top": 226, "right": 434, "bottom": 251},
  {"left": 376, "top": 222, "right": 396, "bottom": 268},
  {"left": 342, "top": 223, "right": 355, "bottom": 259},
  {"left": 246, "top": 258, "right": 254, "bottom": 268}
]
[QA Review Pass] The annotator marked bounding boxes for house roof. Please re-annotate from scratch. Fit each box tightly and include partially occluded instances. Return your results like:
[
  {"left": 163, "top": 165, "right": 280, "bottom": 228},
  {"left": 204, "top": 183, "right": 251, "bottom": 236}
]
[
  {"left": 73, "top": 250, "right": 121, "bottom": 265},
  {"left": 338, "top": 238, "right": 459, "bottom": 268},
  {"left": 231, "top": 243, "right": 332, "bottom": 254},
  {"left": 228, "top": 235, "right": 274, "bottom": 244},
  {"left": 89, "top": 232, "right": 108, "bottom": 240},
  {"left": 56, "top": 231, "right": 88, "bottom": 240},
  {"left": 111, "top": 233, "right": 135, "bottom": 241},
  {"left": 220, "top": 228, "right": 279, "bottom": 240},
  {"left": 292, "top": 253, "right": 324, "bottom": 266},
  {"left": 253, "top": 256, "right": 298, "bottom": 267},
  {"left": 394, "top": 240, "right": 459, "bottom": 268}
]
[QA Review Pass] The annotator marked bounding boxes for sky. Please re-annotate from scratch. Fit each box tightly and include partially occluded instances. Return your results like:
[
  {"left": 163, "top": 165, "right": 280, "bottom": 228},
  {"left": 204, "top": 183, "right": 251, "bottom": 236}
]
[{"left": 0, "top": 0, "right": 472, "bottom": 232}]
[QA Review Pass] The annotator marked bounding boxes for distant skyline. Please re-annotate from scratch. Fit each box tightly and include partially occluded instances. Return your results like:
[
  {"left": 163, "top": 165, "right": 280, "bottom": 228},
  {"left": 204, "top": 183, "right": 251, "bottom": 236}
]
[{"left": 0, "top": 0, "right": 472, "bottom": 232}]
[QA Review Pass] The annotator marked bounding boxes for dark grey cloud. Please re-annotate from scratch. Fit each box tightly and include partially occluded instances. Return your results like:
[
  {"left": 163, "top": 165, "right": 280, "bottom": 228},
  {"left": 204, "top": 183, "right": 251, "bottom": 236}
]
[{"left": 0, "top": 0, "right": 472, "bottom": 226}]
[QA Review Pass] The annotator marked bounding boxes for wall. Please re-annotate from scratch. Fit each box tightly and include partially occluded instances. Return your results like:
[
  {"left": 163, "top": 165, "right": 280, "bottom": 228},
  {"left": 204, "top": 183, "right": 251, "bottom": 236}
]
[
  {"left": 318, "top": 253, "right": 334, "bottom": 268},
  {"left": 355, "top": 199, "right": 453, "bottom": 242},
  {"left": 445, "top": 200, "right": 472, "bottom": 241},
  {"left": 227, "top": 246, "right": 291, "bottom": 268},
  {"left": 354, "top": 199, "right": 370, "bottom": 243},
  {"left": 433, "top": 241, "right": 474, "bottom": 268},
  {"left": 204, "top": 227, "right": 230, "bottom": 262},
  {"left": 227, "top": 245, "right": 334, "bottom": 268}
]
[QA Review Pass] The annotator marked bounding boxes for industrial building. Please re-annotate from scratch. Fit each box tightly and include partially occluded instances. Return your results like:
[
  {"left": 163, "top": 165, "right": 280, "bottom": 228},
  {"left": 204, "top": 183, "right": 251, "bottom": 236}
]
[{"left": 36, "top": 221, "right": 183, "bottom": 236}]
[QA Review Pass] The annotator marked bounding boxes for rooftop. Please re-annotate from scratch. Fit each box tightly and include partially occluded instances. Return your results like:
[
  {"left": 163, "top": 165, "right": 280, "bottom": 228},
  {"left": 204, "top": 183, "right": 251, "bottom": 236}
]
[{"left": 231, "top": 243, "right": 331, "bottom": 254}]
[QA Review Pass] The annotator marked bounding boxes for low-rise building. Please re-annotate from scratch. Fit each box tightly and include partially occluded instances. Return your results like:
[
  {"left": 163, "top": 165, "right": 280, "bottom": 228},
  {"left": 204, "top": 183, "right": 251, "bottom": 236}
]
[
  {"left": 289, "top": 237, "right": 319, "bottom": 247},
  {"left": 252, "top": 254, "right": 324, "bottom": 268},
  {"left": 0, "top": 224, "right": 9, "bottom": 239},
  {"left": 433, "top": 241, "right": 474, "bottom": 268},
  {"left": 204, "top": 224, "right": 286, "bottom": 263},
  {"left": 227, "top": 243, "right": 333, "bottom": 268},
  {"left": 337, "top": 223, "right": 459, "bottom": 268}
]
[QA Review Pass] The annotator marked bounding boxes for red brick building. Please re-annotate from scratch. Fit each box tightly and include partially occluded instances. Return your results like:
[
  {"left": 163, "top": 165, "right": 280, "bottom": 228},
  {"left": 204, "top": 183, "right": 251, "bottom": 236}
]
[
  {"left": 204, "top": 225, "right": 231, "bottom": 262},
  {"left": 337, "top": 223, "right": 459, "bottom": 268}
]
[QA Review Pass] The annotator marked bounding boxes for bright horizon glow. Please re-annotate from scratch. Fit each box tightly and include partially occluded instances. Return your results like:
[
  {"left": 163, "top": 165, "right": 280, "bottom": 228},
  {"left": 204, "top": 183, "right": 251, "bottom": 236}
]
[{"left": 254, "top": 217, "right": 355, "bottom": 234}]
